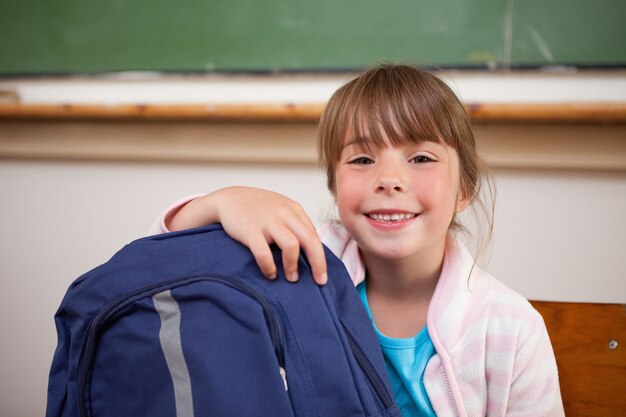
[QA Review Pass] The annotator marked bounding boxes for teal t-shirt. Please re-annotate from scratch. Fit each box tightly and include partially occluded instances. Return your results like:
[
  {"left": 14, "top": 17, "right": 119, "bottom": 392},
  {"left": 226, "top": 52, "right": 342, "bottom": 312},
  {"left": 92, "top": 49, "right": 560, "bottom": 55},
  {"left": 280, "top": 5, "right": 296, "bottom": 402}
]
[{"left": 357, "top": 282, "right": 436, "bottom": 417}]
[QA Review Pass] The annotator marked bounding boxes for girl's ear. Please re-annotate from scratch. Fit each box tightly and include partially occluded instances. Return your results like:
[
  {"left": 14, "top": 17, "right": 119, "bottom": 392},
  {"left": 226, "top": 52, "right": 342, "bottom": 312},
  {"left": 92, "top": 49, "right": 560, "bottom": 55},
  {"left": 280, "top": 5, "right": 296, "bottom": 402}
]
[
  {"left": 455, "top": 188, "right": 471, "bottom": 214},
  {"left": 330, "top": 187, "right": 337, "bottom": 203}
]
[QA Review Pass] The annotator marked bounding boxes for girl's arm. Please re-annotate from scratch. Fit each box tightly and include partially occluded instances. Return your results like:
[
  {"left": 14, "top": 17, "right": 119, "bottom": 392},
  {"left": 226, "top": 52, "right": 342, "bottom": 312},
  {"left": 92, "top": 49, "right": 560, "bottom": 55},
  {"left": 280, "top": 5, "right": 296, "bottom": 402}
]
[{"left": 162, "top": 187, "right": 328, "bottom": 285}]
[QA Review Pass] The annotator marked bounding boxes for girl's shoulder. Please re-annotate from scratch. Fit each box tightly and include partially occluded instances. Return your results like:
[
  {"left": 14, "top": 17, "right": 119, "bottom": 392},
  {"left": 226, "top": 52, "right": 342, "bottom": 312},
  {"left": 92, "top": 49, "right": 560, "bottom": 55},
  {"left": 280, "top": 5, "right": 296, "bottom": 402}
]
[
  {"left": 467, "top": 267, "right": 549, "bottom": 349},
  {"left": 480, "top": 272, "right": 545, "bottom": 325},
  {"left": 436, "top": 237, "right": 545, "bottom": 338},
  {"left": 449, "top": 236, "right": 539, "bottom": 314}
]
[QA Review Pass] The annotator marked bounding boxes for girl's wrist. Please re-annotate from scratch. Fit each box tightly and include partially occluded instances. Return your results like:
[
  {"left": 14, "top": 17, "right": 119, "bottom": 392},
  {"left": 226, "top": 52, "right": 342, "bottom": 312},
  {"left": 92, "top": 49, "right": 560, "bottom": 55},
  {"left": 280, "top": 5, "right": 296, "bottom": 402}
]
[{"left": 166, "top": 192, "right": 219, "bottom": 231}]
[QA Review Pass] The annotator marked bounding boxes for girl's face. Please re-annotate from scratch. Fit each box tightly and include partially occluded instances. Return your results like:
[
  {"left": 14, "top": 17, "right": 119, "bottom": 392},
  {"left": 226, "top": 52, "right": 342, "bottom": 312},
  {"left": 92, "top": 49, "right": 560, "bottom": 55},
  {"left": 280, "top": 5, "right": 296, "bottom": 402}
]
[{"left": 334, "top": 135, "right": 469, "bottom": 265}]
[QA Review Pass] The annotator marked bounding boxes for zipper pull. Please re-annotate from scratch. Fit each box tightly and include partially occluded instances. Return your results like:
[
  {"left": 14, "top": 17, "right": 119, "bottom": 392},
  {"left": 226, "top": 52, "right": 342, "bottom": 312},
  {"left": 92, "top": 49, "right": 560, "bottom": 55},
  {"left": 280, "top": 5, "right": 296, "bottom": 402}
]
[{"left": 279, "top": 366, "right": 288, "bottom": 391}]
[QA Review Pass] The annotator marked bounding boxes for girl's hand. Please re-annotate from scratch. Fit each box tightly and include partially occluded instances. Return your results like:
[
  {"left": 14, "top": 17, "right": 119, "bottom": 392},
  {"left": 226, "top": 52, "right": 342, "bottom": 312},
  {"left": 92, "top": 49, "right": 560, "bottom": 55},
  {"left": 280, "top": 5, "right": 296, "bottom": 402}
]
[{"left": 167, "top": 187, "right": 328, "bottom": 285}]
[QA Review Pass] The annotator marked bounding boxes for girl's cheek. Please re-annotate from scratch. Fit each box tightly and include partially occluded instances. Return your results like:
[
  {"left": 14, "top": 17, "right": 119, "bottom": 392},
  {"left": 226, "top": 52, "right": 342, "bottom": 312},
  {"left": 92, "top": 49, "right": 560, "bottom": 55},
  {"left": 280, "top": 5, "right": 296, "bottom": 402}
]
[
  {"left": 334, "top": 180, "right": 359, "bottom": 218},
  {"left": 334, "top": 171, "right": 352, "bottom": 199}
]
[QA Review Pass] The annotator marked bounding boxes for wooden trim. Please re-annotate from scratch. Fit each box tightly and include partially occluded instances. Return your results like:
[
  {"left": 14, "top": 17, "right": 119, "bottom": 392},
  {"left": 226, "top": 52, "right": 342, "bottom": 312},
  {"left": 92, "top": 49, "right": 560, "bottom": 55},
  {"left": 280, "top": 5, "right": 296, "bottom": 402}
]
[
  {"left": 468, "top": 102, "right": 626, "bottom": 124},
  {"left": 1, "top": 121, "right": 625, "bottom": 169},
  {"left": 1, "top": 102, "right": 625, "bottom": 123},
  {"left": 0, "top": 121, "right": 319, "bottom": 164}
]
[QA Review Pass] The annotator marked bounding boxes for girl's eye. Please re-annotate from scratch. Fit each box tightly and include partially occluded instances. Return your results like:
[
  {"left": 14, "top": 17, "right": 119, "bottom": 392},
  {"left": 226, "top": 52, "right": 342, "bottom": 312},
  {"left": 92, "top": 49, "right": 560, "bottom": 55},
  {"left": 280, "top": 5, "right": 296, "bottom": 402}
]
[
  {"left": 410, "top": 155, "right": 434, "bottom": 164},
  {"left": 349, "top": 156, "right": 374, "bottom": 165}
]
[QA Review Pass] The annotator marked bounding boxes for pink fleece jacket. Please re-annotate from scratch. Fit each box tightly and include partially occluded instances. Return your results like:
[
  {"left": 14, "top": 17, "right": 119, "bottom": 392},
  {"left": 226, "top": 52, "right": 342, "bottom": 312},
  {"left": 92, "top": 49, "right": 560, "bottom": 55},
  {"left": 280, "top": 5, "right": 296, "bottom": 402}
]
[{"left": 152, "top": 197, "right": 565, "bottom": 417}]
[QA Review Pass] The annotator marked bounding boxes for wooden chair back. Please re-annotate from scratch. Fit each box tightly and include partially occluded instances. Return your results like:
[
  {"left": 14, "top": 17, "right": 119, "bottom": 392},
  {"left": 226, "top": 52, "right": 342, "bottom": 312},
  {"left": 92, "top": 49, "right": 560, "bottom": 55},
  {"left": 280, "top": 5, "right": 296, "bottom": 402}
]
[{"left": 530, "top": 301, "right": 626, "bottom": 417}]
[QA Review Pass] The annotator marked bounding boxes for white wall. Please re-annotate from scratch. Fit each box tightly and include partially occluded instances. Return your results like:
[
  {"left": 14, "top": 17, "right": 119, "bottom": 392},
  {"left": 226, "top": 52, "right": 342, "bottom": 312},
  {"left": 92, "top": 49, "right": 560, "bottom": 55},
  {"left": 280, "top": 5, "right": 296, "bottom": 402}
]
[{"left": 488, "top": 168, "right": 626, "bottom": 302}]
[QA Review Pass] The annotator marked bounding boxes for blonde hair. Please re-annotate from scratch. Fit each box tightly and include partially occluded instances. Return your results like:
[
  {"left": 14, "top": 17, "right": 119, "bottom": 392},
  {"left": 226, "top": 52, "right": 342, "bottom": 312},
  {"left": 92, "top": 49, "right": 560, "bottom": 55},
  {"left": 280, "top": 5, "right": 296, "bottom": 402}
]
[{"left": 317, "top": 63, "right": 495, "bottom": 264}]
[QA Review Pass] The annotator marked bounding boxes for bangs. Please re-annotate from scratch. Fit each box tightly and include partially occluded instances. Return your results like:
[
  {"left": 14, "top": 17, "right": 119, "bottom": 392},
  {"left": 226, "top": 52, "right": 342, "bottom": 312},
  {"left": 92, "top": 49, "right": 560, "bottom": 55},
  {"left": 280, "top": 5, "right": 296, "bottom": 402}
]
[
  {"left": 330, "top": 65, "right": 466, "bottom": 156},
  {"left": 344, "top": 96, "right": 446, "bottom": 152}
]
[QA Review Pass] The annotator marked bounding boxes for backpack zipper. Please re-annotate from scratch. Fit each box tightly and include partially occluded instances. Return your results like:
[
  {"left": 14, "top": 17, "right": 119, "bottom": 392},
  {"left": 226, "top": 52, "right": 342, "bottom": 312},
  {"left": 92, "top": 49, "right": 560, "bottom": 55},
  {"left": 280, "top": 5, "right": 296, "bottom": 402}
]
[
  {"left": 339, "top": 318, "right": 395, "bottom": 409},
  {"left": 76, "top": 274, "right": 285, "bottom": 417}
]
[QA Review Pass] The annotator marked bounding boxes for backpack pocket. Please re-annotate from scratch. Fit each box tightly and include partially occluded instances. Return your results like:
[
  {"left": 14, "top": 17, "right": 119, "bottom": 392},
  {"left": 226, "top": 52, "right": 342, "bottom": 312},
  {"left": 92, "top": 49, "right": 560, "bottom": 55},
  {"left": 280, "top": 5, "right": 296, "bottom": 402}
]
[{"left": 77, "top": 275, "right": 294, "bottom": 417}]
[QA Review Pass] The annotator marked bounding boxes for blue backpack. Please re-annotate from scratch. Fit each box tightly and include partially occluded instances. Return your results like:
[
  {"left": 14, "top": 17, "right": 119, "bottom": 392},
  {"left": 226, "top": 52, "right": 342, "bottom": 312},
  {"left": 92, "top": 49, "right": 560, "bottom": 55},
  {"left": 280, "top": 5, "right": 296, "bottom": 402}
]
[{"left": 46, "top": 225, "right": 400, "bottom": 417}]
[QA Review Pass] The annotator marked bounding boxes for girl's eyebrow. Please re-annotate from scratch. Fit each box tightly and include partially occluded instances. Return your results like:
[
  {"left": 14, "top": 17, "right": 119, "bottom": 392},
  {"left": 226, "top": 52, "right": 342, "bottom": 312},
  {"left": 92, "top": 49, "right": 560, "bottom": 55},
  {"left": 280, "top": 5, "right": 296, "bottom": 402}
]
[
  {"left": 341, "top": 136, "right": 372, "bottom": 150},
  {"left": 342, "top": 136, "right": 433, "bottom": 151}
]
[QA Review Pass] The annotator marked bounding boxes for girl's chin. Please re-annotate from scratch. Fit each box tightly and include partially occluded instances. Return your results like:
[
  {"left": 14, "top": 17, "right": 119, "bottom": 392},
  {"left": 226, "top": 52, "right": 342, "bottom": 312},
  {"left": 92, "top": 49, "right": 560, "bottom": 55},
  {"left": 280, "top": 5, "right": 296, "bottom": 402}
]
[{"left": 359, "top": 243, "right": 419, "bottom": 262}]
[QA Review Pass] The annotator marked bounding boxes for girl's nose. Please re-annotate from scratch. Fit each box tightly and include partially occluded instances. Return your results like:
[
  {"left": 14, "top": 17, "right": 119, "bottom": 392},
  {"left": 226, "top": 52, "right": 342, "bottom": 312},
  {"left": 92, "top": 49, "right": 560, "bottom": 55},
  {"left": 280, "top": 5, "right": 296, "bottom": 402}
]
[
  {"left": 376, "top": 178, "right": 405, "bottom": 193},
  {"left": 375, "top": 164, "right": 407, "bottom": 193},
  {"left": 374, "top": 152, "right": 408, "bottom": 194}
]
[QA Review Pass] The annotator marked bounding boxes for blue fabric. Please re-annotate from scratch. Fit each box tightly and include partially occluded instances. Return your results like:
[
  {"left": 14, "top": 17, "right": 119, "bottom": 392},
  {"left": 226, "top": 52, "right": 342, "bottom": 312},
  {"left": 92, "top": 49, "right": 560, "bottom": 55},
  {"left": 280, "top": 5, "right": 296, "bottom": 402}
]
[
  {"left": 46, "top": 225, "right": 402, "bottom": 417},
  {"left": 357, "top": 282, "right": 436, "bottom": 417}
]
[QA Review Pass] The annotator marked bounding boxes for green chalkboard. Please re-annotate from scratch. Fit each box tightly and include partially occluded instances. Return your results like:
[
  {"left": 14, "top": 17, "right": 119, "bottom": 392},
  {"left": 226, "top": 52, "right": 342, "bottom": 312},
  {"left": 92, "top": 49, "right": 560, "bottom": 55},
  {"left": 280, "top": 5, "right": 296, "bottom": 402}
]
[{"left": 0, "top": 0, "right": 624, "bottom": 75}]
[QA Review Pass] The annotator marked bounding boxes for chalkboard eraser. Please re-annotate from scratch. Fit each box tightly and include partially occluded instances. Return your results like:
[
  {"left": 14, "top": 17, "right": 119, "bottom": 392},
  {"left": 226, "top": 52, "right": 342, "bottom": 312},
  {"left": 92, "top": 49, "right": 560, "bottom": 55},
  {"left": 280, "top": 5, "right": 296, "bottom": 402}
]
[
  {"left": 0, "top": 90, "right": 20, "bottom": 103},
  {"left": 539, "top": 65, "right": 578, "bottom": 73}
]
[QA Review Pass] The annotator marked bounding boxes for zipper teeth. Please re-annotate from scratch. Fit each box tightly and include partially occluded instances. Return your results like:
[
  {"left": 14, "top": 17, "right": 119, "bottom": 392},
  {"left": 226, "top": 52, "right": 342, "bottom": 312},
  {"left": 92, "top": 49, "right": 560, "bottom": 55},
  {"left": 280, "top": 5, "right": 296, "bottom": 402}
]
[
  {"left": 340, "top": 320, "right": 394, "bottom": 409},
  {"left": 77, "top": 274, "right": 284, "bottom": 417},
  {"left": 440, "top": 366, "right": 460, "bottom": 417}
]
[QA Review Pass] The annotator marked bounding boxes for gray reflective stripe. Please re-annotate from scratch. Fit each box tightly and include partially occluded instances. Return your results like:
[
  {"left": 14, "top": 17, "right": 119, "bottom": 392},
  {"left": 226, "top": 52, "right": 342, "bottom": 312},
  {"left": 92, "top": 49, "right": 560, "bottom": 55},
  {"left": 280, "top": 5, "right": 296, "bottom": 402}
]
[{"left": 152, "top": 290, "right": 194, "bottom": 417}]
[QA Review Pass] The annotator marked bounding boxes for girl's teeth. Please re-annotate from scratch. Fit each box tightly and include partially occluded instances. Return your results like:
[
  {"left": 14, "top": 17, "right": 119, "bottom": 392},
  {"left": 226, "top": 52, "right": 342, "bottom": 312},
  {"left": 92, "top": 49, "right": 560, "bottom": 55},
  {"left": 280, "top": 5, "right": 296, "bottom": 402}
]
[{"left": 369, "top": 213, "right": 415, "bottom": 221}]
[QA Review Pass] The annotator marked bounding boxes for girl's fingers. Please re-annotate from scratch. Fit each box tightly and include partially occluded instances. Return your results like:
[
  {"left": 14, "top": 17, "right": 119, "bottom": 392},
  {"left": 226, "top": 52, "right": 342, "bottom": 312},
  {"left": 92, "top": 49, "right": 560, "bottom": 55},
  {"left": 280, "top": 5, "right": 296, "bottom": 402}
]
[
  {"left": 266, "top": 219, "right": 327, "bottom": 285},
  {"left": 247, "top": 237, "right": 278, "bottom": 279},
  {"left": 283, "top": 217, "right": 328, "bottom": 285},
  {"left": 270, "top": 227, "right": 303, "bottom": 283},
  {"left": 301, "top": 237, "right": 328, "bottom": 285}
]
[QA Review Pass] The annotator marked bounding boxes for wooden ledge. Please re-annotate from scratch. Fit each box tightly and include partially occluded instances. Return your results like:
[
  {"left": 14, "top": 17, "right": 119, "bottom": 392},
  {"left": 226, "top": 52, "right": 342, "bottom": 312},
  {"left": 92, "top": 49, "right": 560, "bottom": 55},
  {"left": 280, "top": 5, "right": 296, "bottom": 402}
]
[
  {"left": 1, "top": 102, "right": 625, "bottom": 124},
  {"left": 0, "top": 103, "right": 325, "bottom": 123}
]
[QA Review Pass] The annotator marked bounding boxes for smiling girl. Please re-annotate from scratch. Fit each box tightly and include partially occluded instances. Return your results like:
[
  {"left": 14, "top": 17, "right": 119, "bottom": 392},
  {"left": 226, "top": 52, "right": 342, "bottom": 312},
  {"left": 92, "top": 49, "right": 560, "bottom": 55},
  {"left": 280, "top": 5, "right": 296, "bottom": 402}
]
[{"left": 150, "top": 64, "right": 564, "bottom": 416}]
